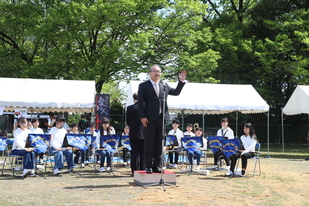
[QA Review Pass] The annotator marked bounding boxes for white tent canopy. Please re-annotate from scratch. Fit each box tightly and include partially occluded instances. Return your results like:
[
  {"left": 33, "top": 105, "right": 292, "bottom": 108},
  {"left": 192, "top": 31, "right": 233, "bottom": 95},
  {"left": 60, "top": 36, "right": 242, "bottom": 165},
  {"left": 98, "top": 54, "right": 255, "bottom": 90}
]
[
  {"left": 282, "top": 85, "right": 309, "bottom": 115},
  {"left": 127, "top": 81, "right": 270, "bottom": 156},
  {"left": 0, "top": 77, "right": 96, "bottom": 113},
  {"left": 281, "top": 85, "right": 309, "bottom": 154},
  {"left": 126, "top": 81, "right": 269, "bottom": 114}
]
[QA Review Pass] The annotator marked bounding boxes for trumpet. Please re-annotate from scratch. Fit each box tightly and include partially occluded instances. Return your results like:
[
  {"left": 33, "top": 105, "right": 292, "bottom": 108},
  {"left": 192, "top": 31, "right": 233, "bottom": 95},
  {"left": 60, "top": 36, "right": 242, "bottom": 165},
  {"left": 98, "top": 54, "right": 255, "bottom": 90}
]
[{"left": 193, "top": 123, "right": 199, "bottom": 131}]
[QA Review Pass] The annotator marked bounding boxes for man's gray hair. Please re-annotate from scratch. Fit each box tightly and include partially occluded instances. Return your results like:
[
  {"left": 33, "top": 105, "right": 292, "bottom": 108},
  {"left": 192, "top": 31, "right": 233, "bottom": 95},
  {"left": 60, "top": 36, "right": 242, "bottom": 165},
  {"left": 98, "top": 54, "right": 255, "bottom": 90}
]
[{"left": 149, "top": 64, "right": 160, "bottom": 72}]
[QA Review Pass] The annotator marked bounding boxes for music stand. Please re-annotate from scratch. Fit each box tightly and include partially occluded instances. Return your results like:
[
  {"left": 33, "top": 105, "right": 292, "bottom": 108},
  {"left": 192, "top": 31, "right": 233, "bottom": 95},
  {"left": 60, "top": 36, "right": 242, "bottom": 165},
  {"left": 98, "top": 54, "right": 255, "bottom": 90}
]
[
  {"left": 179, "top": 136, "right": 209, "bottom": 175},
  {"left": 165, "top": 135, "right": 178, "bottom": 168},
  {"left": 99, "top": 134, "right": 121, "bottom": 175},
  {"left": 207, "top": 136, "right": 227, "bottom": 171},
  {"left": 120, "top": 135, "right": 131, "bottom": 167},
  {"left": 61, "top": 134, "right": 90, "bottom": 176},
  {"left": 26, "top": 134, "right": 51, "bottom": 179}
]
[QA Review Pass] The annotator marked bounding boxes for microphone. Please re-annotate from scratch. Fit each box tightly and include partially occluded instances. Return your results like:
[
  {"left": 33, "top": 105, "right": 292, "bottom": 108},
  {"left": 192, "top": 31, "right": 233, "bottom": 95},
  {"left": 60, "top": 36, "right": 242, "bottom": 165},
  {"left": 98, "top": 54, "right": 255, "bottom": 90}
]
[{"left": 161, "top": 81, "right": 167, "bottom": 87}]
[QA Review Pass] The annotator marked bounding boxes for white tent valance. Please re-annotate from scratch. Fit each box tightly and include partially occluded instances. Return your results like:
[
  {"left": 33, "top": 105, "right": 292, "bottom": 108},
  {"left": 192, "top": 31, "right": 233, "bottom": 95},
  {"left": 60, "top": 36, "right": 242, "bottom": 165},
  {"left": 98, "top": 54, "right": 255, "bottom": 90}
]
[
  {"left": 282, "top": 85, "right": 309, "bottom": 115},
  {"left": 0, "top": 77, "right": 96, "bottom": 113},
  {"left": 126, "top": 81, "right": 269, "bottom": 114}
]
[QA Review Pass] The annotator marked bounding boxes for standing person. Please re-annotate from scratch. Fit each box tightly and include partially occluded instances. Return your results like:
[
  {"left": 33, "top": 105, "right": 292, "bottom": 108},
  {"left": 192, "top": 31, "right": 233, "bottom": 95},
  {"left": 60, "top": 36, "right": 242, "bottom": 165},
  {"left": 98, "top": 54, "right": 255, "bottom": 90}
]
[
  {"left": 96, "top": 117, "right": 115, "bottom": 172},
  {"left": 47, "top": 113, "right": 56, "bottom": 128},
  {"left": 30, "top": 118, "right": 45, "bottom": 165},
  {"left": 78, "top": 114, "right": 89, "bottom": 133},
  {"left": 12, "top": 117, "right": 35, "bottom": 177},
  {"left": 138, "top": 64, "right": 186, "bottom": 174},
  {"left": 183, "top": 123, "right": 195, "bottom": 137},
  {"left": 167, "top": 119, "right": 183, "bottom": 169},
  {"left": 214, "top": 117, "right": 234, "bottom": 167},
  {"left": 187, "top": 128, "right": 207, "bottom": 170},
  {"left": 49, "top": 116, "right": 73, "bottom": 175},
  {"left": 229, "top": 122, "right": 257, "bottom": 176},
  {"left": 126, "top": 92, "right": 145, "bottom": 176}
]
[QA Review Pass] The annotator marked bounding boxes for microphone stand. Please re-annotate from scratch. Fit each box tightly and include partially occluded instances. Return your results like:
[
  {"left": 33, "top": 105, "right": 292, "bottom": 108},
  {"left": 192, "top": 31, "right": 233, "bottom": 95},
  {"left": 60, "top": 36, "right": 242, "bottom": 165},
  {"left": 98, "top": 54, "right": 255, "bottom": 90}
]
[{"left": 143, "top": 82, "right": 178, "bottom": 191}]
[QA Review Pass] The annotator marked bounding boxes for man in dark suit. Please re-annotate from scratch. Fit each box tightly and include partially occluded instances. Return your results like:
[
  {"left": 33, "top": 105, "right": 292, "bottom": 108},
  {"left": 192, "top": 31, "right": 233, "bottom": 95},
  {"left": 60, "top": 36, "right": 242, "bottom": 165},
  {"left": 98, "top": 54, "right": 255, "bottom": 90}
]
[
  {"left": 138, "top": 64, "right": 187, "bottom": 173},
  {"left": 126, "top": 93, "right": 145, "bottom": 175}
]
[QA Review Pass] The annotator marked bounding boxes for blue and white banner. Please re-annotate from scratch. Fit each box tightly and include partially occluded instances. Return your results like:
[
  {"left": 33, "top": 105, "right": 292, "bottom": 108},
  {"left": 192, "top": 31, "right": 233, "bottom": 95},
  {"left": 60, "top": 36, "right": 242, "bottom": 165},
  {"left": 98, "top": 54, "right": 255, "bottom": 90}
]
[
  {"left": 100, "top": 135, "right": 120, "bottom": 153},
  {"left": 0, "top": 137, "right": 7, "bottom": 152},
  {"left": 66, "top": 134, "right": 92, "bottom": 151},
  {"left": 121, "top": 135, "right": 131, "bottom": 151},
  {"left": 181, "top": 136, "right": 203, "bottom": 154},
  {"left": 165, "top": 135, "right": 177, "bottom": 146},
  {"left": 220, "top": 138, "right": 241, "bottom": 159},
  {"left": 28, "top": 134, "right": 50, "bottom": 153},
  {"left": 208, "top": 136, "right": 224, "bottom": 154}
]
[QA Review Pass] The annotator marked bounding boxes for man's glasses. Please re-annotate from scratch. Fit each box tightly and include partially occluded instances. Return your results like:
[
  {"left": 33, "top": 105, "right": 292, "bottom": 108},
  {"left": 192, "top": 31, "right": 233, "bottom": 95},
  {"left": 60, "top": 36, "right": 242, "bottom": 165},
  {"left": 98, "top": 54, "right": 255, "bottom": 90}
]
[{"left": 151, "top": 70, "right": 161, "bottom": 73}]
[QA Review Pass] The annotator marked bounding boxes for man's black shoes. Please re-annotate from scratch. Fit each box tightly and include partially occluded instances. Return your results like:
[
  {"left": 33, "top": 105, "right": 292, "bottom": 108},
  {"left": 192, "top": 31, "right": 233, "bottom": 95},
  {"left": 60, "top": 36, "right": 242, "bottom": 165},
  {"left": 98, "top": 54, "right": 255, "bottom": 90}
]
[
  {"left": 152, "top": 167, "right": 164, "bottom": 173},
  {"left": 146, "top": 168, "right": 153, "bottom": 174}
]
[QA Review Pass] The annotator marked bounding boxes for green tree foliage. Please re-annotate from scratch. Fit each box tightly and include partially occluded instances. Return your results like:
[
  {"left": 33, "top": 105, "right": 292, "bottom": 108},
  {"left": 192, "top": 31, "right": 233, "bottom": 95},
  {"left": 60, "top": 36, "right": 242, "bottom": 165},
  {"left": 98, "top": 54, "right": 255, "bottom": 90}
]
[{"left": 0, "top": 0, "right": 213, "bottom": 92}]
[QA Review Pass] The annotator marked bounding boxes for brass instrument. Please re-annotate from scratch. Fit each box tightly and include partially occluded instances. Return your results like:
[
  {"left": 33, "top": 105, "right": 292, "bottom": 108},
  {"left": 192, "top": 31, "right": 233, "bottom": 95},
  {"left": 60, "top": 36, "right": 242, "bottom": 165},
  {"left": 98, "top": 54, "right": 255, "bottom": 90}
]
[{"left": 193, "top": 123, "right": 199, "bottom": 131}]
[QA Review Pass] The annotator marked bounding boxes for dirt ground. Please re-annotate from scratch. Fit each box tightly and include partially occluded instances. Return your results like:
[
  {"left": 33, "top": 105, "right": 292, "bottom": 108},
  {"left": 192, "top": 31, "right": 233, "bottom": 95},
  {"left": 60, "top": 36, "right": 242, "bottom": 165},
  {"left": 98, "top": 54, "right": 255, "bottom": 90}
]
[{"left": 1, "top": 157, "right": 309, "bottom": 206}]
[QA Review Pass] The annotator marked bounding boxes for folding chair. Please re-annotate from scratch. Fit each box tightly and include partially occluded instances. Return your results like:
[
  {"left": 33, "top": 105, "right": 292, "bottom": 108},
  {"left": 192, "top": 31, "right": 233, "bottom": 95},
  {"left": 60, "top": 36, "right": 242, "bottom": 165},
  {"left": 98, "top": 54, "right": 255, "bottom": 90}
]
[
  {"left": 252, "top": 143, "right": 261, "bottom": 176},
  {"left": 2, "top": 139, "right": 25, "bottom": 177},
  {"left": 0, "top": 137, "right": 8, "bottom": 175},
  {"left": 234, "top": 142, "right": 261, "bottom": 177}
]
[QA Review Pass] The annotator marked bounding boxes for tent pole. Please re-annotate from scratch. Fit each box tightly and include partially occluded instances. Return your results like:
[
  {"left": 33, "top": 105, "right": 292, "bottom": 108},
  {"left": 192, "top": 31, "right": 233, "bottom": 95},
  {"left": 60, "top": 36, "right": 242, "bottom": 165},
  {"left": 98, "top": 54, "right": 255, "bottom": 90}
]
[
  {"left": 265, "top": 111, "right": 270, "bottom": 158},
  {"left": 202, "top": 111, "right": 205, "bottom": 132},
  {"left": 181, "top": 110, "right": 184, "bottom": 131},
  {"left": 236, "top": 111, "right": 239, "bottom": 138},
  {"left": 281, "top": 112, "right": 285, "bottom": 155}
]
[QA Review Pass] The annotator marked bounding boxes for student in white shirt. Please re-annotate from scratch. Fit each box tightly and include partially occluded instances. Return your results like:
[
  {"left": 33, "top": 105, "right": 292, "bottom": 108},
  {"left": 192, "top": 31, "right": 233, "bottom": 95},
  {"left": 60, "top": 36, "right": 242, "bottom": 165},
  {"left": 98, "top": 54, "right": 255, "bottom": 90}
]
[
  {"left": 30, "top": 118, "right": 45, "bottom": 165},
  {"left": 187, "top": 128, "right": 207, "bottom": 170},
  {"left": 214, "top": 117, "right": 234, "bottom": 166},
  {"left": 167, "top": 119, "right": 183, "bottom": 169},
  {"left": 183, "top": 123, "right": 195, "bottom": 137},
  {"left": 49, "top": 116, "right": 73, "bottom": 175},
  {"left": 96, "top": 117, "right": 115, "bottom": 172},
  {"left": 69, "top": 123, "right": 86, "bottom": 168},
  {"left": 12, "top": 117, "right": 35, "bottom": 177},
  {"left": 229, "top": 122, "right": 257, "bottom": 176},
  {"left": 86, "top": 122, "right": 98, "bottom": 164}
]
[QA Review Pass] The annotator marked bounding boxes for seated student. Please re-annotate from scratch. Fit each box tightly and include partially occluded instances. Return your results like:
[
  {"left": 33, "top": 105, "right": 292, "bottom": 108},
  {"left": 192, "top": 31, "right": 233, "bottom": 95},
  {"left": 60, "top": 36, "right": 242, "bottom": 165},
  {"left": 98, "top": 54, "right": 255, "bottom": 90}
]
[
  {"left": 187, "top": 128, "right": 207, "bottom": 170},
  {"left": 70, "top": 123, "right": 86, "bottom": 168},
  {"left": 120, "top": 125, "right": 130, "bottom": 166},
  {"left": 167, "top": 119, "right": 183, "bottom": 169},
  {"left": 86, "top": 122, "right": 98, "bottom": 164},
  {"left": 96, "top": 117, "right": 116, "bottom": 172},
  {"left": 30, "top": 118, "right": 45, "bottom": 165},
  {"left": 49, "top": 116, "right": 73, "bottom": 175},
  {"left": 12, "top": 117, "right": 35, "bottom": 177},
  {"left": 183, "top": 123, "right": 195, "bottom": 137},
  {"left": 229, "top": 122, "right": 257, "bottom": 176},
  {"left": 215, "top": 117, "right": 234, "bottom": 167}
]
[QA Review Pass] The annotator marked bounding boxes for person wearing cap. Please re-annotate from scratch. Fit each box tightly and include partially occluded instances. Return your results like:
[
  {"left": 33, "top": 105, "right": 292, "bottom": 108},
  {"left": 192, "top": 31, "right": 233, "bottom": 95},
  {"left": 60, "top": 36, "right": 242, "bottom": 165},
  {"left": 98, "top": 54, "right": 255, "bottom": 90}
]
[
  {"left": 78, "top": 114, "right": 89, "bottom": 132},
  {"left": 167, "top": 119, "right": 183, "bottom": 169},
  {"left": 138, "top": 64, "right": 186, "bottom": 174}
]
